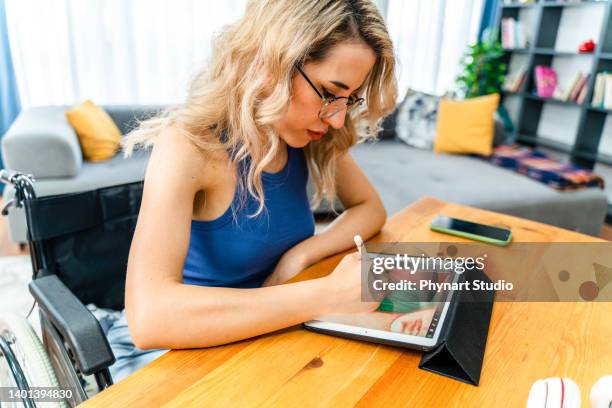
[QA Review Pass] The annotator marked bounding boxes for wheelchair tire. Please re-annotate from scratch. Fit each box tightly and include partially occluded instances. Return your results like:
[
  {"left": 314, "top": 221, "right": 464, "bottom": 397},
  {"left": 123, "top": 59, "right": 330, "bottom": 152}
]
[{"left": 0, "top": 313, "right": 67, "bottom": 407}]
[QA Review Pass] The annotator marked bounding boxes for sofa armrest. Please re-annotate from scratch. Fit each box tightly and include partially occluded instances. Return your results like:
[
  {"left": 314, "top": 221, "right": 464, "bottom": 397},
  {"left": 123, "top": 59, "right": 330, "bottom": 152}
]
[
  {"left": 1, "top": 107, "right": 82, "bottom": 178},
  {"left": 29, "top": 274, "right": 115, "bottom": 376}
]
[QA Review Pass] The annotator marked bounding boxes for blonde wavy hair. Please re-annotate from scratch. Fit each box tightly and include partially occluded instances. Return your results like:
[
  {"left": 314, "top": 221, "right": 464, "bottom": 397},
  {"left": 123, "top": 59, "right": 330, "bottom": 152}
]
[{"left": 123, "top": 0, "right": 397, "bottom": 216}]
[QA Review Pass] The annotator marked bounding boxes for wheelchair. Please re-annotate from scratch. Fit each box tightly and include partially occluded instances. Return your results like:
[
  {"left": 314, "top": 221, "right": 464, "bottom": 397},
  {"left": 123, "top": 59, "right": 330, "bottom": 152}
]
[{"left": 0, "top": 170, "right": 143, "bottom": 407}]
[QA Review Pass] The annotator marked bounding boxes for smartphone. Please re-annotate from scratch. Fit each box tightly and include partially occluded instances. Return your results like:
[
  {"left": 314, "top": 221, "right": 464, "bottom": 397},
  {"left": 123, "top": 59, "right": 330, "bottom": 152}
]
[{"left": 430, "top": 215, "right": 512, "bottom": 246}]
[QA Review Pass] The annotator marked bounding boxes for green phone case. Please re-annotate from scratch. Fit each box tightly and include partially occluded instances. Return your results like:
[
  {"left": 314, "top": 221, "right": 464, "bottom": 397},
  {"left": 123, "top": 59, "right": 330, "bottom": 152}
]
[{"left": 430, "top": 225, "right": 512, "bottom": 246}]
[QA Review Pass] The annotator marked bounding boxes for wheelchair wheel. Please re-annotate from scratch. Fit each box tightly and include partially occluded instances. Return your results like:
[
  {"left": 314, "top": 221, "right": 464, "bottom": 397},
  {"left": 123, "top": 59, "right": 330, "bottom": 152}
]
[{"left": 0, "top": 313, "right": 66, "bottom": 407}]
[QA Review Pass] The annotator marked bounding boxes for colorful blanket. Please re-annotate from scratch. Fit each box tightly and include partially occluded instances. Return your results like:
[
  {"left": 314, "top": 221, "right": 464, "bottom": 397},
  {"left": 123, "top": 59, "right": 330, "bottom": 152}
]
[{"left": 488, "top": 144, "right": 605, "bottom": 191}]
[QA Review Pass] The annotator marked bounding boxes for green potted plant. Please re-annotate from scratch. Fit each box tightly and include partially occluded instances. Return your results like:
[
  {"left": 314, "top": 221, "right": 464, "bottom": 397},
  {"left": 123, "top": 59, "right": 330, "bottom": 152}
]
[
  {"left": 456, "top": 33, "right": 507, "bottom": 98},
  {"left": 455, "top": 30, "right": 513, "bottom": 131}
]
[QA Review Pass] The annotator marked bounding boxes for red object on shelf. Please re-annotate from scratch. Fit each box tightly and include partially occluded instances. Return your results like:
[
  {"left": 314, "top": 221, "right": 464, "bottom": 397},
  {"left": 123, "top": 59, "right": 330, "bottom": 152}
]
[{"left": 578, "top": 39, "right": 596, "bottom": 53}]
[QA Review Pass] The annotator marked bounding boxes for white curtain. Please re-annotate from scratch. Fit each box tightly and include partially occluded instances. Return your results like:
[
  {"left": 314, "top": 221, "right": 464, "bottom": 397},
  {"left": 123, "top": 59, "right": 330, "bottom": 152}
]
[
  {"left": 6, "top": 0, "right": 483, "bottom": 108},
  {"left": 5, "top": 0, "right": 247, "bottom": 107},
  {"left": 386, "top": 0, "right": 484, "bottom": 98}
]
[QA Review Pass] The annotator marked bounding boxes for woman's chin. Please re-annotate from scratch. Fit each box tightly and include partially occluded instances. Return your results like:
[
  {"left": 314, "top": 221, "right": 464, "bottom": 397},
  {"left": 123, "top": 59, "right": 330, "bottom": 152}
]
[
  {"left": 282, "top": 133, "right": 311, "bottom": 148},
  {"left": 290, "top": 140, "right": 311, "bottom": 148}
]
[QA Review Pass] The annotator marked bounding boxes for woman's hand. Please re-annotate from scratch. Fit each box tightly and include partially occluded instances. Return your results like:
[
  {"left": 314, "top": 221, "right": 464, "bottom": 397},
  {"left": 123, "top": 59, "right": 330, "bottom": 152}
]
[
  {"left": 389, "top": 308, "right": 436, "bottom": 336},
  {"left": 262, "top": 249, "right": 309, "bottom": 287},
  {"left": 321, "top": 252, "right": 379, "bottom": 315}
]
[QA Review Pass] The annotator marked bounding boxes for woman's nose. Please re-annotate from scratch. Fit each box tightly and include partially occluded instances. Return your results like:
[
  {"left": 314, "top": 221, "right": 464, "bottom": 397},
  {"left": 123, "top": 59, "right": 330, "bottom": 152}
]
[{"left": 322, "top": 109, "right": 347, "bottom": 129}]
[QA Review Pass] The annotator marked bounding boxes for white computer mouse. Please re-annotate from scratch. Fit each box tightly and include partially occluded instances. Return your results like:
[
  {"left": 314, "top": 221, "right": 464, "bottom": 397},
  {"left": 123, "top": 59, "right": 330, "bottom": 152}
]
[
  {"left": 526, "top": 377, "right": 581, "bottom": 408},
  {"left": 590, "top": 375, "right": 612, "bottom": 408}
]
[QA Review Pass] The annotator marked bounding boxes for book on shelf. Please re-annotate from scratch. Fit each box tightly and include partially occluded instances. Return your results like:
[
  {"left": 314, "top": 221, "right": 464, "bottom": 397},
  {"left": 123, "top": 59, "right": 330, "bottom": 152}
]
[
  {"left": 501, "top": 18, "right": 513, "bottom": 48},
  {"left": 534, "top": 66, "right": 557, "bottom": 98},
  {"left": 591, "top": 72, "right": 612, "bottom": 109},
  {"left": 569, "top": 74, "right": 588, "bottom": 102},
  {"left": 592, "top": 73, "right": 604, "bottom": 107},
  {"left": 561, "top": 72, "right": 582, "bottom": 101},
  {"left": 532, "top": 67, "right": 588, "bottom": 103},
  {"left": 556, "top": 72, "right": 589, "bottom": 102},
  {"left": 577, "top": 82, "right": 589, "bottom": 104},
  {"left": 605, "top": 73, "right": 612, "bottom": 110},
  {"left": 503, "top": 66, "right": 527, "bottom": 92},
  {"left": 501, "top": 18, "right": 529, "bottom": 49}
]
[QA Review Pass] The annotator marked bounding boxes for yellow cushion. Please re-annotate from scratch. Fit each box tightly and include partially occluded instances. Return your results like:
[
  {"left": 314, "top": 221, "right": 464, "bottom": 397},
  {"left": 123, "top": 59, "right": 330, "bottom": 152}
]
[
  {"left": 65, "top": 100, "right": 121, "bottom": 161},
  {"left": 433, "top": 93, "right": 500, "bottom": 156}
]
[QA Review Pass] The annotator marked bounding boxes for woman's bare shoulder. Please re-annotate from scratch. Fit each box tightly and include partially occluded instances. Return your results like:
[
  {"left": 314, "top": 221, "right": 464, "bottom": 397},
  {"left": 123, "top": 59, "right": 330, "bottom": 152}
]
[{"left": 146, "top": 126, "right": 229, "bottom": 192}]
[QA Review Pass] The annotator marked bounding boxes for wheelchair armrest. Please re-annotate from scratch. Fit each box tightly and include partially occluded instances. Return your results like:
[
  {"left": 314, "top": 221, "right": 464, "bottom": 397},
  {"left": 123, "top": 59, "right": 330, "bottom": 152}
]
[{"left": 28, "top": 275, "right": 116, "bottom": 375}]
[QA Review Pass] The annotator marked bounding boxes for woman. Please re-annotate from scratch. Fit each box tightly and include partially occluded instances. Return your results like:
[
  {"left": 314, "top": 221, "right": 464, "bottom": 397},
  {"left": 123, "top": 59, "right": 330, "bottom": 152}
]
[{"left": 107, "top": 0, "right": 397, "bottom": 382}]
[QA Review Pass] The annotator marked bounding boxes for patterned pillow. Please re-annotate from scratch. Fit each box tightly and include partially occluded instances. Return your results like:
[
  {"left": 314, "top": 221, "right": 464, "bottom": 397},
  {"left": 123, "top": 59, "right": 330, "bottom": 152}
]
[{"left": 395, "top": 89, "right": 441, "bottom": 149}]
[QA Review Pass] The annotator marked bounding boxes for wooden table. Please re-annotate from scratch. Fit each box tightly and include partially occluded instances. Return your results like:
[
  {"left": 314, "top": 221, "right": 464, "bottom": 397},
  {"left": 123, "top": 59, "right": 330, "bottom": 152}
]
[{"left": 82, "top": 197, "right": 612, "bottom": 407}]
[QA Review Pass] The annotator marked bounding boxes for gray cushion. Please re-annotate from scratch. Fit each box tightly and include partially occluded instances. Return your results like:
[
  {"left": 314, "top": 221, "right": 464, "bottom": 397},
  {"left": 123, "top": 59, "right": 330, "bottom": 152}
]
[
  {"left": 351, "top": 140, "right": 607, "bottom": 236},
  {"left": 1, "top": 106, "right": 82, "bottom": 178}
]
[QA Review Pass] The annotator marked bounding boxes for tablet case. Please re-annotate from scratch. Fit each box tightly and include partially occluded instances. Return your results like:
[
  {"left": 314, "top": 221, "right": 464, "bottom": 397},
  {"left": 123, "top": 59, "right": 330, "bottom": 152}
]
[{"left": 418, "top": 267, "right": 495, "bottom": 386}]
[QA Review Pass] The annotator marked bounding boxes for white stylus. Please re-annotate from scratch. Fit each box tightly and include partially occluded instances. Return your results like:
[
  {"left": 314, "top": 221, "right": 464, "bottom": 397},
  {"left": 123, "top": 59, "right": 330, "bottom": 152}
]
[{"left": 354, "top": 234, "right": 369, "bottom": 259}]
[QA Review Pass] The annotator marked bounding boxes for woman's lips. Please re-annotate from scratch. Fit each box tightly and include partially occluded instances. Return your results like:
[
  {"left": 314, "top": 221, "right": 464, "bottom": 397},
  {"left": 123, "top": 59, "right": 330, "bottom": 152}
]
[{"left": 307, "top": 130, "right": 325, "bottom": 141}]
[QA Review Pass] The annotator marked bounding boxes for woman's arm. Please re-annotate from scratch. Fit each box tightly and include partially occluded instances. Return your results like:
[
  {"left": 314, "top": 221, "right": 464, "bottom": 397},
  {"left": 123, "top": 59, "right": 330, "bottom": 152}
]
[
  {"left": 304, "top": 152, "right": 386, "bottom": 258},
  {"left": 125, "top": 129, "right": 371, "bottom": 349},
  {"left": 264, "top": 152, "right": 386, "bottom": 285}
]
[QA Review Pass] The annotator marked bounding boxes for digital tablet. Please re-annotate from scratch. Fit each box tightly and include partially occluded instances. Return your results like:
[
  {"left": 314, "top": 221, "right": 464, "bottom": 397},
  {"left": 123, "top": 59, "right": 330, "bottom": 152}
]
[{"left": 303, "top": 253, "right": 462, "bottom": 351}]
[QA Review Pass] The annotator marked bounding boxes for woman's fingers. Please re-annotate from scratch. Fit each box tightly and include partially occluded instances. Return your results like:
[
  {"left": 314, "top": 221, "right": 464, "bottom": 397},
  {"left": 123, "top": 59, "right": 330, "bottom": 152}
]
[
  {"left": 415, "top": 318, "right": 422, "bottom": 335},
  {"left": 404, "top": 318, "right": 423, "bottom": 335}
]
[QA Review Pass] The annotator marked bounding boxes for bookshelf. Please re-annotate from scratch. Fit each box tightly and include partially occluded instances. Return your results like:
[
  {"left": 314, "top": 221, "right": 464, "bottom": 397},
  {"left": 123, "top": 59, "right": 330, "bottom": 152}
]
[
  {"left": 497, "top": 0, "right": 612, "bottom": 220},
  {"left": 498, "top": 0, "right": 611, "bottom": 166}
]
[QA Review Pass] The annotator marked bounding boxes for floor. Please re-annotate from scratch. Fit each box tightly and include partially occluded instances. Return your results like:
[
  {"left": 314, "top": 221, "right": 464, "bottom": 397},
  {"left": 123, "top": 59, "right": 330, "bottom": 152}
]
[{"left": 0, "top": 212, "right": 27, "bottom": 257}]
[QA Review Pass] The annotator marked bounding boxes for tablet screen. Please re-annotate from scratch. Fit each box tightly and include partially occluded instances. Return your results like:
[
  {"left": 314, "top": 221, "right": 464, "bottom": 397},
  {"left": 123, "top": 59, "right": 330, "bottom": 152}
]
[{"left": 311, "top": 259, "right": 459, "bottom": 340}]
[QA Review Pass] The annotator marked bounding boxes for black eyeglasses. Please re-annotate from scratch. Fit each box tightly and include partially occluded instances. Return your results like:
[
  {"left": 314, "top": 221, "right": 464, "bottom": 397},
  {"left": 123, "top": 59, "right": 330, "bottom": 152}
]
[{"left": 297, "top": 66, "right": 365, "bottom": 119}]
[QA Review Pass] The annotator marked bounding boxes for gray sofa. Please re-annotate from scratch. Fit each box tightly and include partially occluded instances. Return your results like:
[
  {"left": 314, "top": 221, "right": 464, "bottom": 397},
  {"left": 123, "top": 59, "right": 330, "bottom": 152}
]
[
  {"left": 1, "top": 106, "right": 608, "bottom": 242},
  {"left": 2, "top": 106, "right": 155, "bottom": 242},
  {"left": 351, "top": 140, "right": 607, "bottom": 235}
]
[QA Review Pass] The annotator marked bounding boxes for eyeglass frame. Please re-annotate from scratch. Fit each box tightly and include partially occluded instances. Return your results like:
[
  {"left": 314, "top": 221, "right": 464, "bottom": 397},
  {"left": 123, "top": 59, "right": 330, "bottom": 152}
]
[{"left": 296, "top": 66, "right": 365, "bottom": 119}]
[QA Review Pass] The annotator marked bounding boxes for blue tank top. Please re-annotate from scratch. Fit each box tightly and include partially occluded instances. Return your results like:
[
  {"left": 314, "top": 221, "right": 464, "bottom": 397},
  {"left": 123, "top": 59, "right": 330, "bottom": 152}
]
[{"left": 182, "top": 145, "right": 315, "bottom": 288}]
